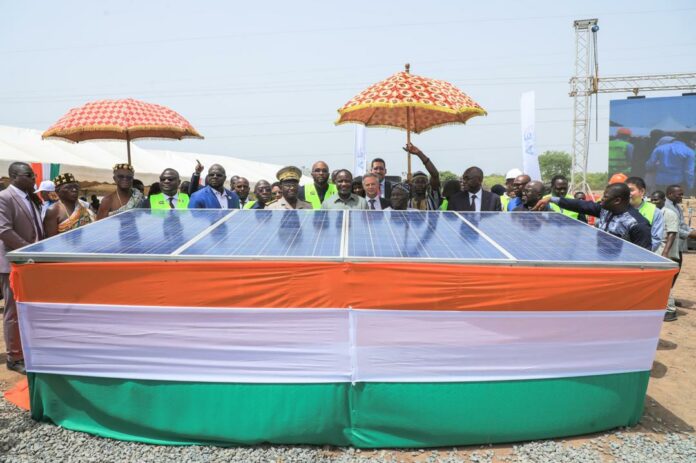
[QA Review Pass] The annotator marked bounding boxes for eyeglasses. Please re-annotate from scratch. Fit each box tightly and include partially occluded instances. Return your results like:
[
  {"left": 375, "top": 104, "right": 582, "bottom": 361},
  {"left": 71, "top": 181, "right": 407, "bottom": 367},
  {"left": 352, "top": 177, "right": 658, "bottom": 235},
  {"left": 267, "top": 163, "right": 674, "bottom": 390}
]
[
  {"left": 15, "top": 173, "right": 36, "bottom": 178},
  {"left": 256, "top": 187, "right": 272, "bottom": 192},
  {"left": 115, "top": 174, "right": 134, "bottom": 180},
  {"left": 160, "top": 177, "right": 178, "bottom": 182},
  {"left": 313, "top": 168, "right": 329, "bottom": 173},
  {"left": 62, "top": 184, "right": 80, "bottom": 191},
  {"left": 208, "top": 173, "right": 225, "bottom": 178}
]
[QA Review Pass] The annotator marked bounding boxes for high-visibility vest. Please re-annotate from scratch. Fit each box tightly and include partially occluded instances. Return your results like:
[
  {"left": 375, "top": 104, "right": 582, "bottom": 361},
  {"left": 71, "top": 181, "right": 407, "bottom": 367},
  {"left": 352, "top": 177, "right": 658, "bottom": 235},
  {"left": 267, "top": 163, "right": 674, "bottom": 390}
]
[
  {"left": 608, "top": 139, "right": 632, "bottom": 175},
  {"left": 149, "top": 193, "right": 189, "bottom": 210},
  {"left": 243, "top": 200, "right": 256, "bottom": 209},
  {"left": 439, "top": 199, "right": 448, "bottom": 211},
  {"left": 545, "top": 194, "right": 581, "bottom": 220},
  {"left": 500, "top": 194, "right": 511, "bottom": 212},
  {"left": 638, "top": 200, "right": 657, "bottom": 225},
  {"left": 304, "top": 183, "right": 337, "bottom": 209}
]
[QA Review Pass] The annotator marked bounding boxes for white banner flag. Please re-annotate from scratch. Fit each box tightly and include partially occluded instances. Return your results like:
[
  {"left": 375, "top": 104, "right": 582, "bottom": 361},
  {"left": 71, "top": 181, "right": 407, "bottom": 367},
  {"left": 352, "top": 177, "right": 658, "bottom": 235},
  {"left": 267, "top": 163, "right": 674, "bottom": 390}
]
[
  {"left": 520, "top": 91, "right": 541, "bottom": 181},
  {"left": 354, "top": 125, "right": 367, "bottom": 176}
]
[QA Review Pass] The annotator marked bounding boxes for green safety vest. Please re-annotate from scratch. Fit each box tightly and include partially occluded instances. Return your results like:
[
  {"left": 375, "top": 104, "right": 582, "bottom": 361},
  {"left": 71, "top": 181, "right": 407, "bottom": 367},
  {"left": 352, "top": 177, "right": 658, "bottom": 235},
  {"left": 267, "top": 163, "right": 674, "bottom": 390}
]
[
  {"left": 545, "top": 194, "right": 581, "bottom": 220},
  {"left": 638, "top": 200, "right": 656, "bottom": 225},
  {"left": 243, "top": 200, "right": 256, "bottom": 209},
  {"left": 439, "top": 199, "right": 448, "bottom": 211},
  {"left": 149, "top": 193, "right": 189, "bottom": 210},
  {"left": 304, "top": 183, "right": 337, "bottom": 209},
  {"left": 500, "top": 194, "right": 511, "bottom": 212},
  {"left": 608, "top": 139, "right": 632, "bottom": 175}
]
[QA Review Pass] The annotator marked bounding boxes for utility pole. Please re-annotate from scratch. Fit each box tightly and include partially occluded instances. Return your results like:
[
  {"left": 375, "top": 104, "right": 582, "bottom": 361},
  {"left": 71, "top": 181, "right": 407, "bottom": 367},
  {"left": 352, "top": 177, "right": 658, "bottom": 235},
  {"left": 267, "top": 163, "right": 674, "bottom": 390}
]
[{"left": 569, "top": 19, "right": 696, "bottom": 194}]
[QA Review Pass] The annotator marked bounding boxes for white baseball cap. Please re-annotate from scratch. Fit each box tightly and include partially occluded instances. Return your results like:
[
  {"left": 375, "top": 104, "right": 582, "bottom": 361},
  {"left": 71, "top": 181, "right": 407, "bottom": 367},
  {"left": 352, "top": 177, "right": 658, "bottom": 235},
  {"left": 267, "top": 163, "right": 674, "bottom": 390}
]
[
  {"left": 36, "top": 180, "right": 55, "bottom": 192},
  {"left": 505, "top": 168, "right": 524, "bottom": 180}
]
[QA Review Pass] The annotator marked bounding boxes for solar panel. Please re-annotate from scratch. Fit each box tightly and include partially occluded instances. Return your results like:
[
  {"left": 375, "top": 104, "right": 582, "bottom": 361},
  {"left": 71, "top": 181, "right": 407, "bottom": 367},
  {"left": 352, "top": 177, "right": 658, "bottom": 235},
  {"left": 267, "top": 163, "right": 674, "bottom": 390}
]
[
  {"left": 16, "top": 209, "right": 231, "bottom": 258},
  {"left": 181, "top": 210, "right": 344, "bottom": 258},
  {"left": 8, "top": 209, "right": 673, "bottom": 268},
  {"left": 460, "top": 212, "right": 668, "bottom": 264},
  {"left": 347, "top": 210, "right": 510, "bottom": 261}
]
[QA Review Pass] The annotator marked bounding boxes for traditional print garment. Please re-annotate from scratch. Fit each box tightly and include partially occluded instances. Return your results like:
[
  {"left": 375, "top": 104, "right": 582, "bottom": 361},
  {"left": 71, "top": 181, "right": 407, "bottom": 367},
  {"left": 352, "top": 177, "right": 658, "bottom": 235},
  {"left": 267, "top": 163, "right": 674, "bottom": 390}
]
[
  {"left": 57, "top": 200, "right": 95, "bottom": 234},
  {"left": 108, "top": 188, "right": 144, "bottom": 216}
]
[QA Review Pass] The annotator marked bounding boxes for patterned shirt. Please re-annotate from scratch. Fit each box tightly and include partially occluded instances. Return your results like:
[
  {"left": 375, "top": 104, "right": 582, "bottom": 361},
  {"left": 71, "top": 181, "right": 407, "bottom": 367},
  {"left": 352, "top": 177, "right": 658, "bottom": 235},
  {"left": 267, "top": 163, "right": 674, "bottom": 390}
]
[{"left": 553, "top": 197, "right": 652, "bottom": 249}]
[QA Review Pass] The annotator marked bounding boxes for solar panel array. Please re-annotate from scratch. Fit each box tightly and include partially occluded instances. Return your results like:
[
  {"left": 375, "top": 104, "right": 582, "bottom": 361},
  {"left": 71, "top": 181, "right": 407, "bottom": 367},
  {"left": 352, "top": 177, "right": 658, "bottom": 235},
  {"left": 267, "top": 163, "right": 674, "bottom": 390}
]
[{"left": 9, "top": 209, "right": 672, "bottom": 267}]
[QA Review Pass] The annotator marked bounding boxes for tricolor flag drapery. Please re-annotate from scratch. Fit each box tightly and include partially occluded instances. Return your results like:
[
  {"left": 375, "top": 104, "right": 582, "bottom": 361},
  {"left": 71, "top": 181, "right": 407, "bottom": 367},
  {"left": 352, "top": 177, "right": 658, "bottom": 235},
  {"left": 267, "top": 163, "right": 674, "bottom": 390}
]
[
  {"left": 11, "top": 259, "right": 673, "bottom": 447},
  {"left": 30, "top": 163, "right": 60, "bottom": 187}
]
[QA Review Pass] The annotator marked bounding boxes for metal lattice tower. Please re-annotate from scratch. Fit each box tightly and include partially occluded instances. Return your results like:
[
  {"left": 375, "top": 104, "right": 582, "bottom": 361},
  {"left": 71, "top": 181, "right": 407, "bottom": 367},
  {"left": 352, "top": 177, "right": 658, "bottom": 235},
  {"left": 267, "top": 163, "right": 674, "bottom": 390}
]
[
  {"left": 569, "top": 19, "right": 696, "bottom": 195},
  {"left": 569, "top": 19, "right": 598, "bottom": 196}
]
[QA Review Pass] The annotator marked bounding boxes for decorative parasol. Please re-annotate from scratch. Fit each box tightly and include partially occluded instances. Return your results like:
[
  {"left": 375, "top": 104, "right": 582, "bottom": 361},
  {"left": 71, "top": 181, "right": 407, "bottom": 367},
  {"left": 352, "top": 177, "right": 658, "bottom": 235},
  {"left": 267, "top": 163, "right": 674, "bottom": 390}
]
[
  {"left": 336, "top": 64, "right": 486, "bottom": 179},
  {"left": 43, "top": 98, "right": 203, "bottom": 164}
]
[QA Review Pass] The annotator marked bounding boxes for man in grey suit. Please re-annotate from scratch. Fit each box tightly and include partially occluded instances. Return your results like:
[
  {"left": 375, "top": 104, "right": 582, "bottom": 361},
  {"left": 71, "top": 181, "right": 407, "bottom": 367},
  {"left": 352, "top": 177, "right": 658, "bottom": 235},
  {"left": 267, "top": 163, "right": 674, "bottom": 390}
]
[{"left": 0, "top": 162, "right": 44, "bottom": 374}]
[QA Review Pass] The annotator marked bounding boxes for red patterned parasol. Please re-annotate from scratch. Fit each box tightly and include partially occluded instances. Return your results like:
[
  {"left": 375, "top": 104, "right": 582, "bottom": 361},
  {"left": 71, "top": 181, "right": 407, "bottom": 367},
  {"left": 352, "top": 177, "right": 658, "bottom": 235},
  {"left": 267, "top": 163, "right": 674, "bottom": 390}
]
[
  {"left": 43, "top": 98, "right": 203, "bottom": 164},
  {"left": 336, "top": 64, "right": 486, "bottom": 178}
]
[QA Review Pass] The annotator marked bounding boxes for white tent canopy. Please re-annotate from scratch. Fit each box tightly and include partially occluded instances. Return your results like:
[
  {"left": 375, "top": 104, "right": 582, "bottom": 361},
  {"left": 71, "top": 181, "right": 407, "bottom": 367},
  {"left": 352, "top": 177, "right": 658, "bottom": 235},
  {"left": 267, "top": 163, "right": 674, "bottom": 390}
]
[{"left": 0, "top": 125, "right": 308, "bottom": 185}]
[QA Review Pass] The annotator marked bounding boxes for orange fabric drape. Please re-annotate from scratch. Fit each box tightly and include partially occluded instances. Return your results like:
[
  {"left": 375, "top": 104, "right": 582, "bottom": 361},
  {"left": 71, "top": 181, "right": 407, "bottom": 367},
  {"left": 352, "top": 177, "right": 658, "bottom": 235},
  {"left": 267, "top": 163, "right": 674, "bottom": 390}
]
[
  {"left": 3, "top": 378, "right": 30, "bottom": 411},
  {"left": 11, "top": 261, "right": 675, "bottom": 311}
]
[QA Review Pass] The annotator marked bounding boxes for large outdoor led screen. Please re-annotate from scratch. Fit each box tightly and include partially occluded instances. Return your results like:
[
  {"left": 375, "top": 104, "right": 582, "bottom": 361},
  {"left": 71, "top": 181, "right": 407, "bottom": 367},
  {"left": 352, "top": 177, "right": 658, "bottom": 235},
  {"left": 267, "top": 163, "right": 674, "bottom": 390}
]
[{"left": 608, "top": 95, "right": 696, "bottom": 194}]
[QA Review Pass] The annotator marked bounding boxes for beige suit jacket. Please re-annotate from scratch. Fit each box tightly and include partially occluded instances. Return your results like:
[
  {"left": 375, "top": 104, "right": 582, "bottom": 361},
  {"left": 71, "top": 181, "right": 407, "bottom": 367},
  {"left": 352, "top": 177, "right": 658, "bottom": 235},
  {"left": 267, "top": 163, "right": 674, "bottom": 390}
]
[{"left": 0, "top": 187, "right": 43, "bottom": 273}]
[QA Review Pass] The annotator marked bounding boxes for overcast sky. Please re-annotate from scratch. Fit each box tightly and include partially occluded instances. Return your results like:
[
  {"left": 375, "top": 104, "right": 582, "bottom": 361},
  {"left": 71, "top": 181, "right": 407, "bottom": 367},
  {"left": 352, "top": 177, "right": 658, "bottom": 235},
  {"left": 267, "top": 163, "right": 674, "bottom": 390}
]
[{"left": 1, "top": 0, "right": 694, "bottom": 178}]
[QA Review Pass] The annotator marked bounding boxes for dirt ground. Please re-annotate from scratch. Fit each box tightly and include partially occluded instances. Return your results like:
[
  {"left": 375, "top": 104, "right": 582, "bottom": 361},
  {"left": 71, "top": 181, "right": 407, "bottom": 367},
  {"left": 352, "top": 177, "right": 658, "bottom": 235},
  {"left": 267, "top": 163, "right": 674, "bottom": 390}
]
[{"left": 1, "top": 252, "right": 695, "bottom": 461}]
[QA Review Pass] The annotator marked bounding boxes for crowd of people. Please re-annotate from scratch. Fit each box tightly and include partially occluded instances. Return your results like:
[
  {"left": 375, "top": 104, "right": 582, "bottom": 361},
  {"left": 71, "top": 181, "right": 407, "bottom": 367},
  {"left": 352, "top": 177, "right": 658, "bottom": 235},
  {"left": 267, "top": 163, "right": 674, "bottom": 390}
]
[{"left": 1, "top": 142, "right": 695, "bottom": 374}]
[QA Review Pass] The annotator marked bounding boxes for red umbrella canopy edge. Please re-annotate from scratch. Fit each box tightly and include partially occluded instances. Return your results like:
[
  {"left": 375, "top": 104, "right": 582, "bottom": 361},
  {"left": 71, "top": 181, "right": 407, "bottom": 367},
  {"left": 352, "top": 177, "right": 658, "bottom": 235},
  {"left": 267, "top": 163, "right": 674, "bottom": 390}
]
[
  {"left": 42, "top": 98, "right": 203, "bottom": 142},
  {"left": 336, "top": 66, "right": 487, "bottom": 134}
]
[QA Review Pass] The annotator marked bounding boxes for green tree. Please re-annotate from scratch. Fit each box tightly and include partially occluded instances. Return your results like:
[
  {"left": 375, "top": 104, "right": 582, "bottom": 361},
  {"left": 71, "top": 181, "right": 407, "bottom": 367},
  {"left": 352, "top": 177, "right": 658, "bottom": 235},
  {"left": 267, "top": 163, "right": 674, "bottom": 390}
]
[
  {"left": 586, "top": 172, "right": 608, "bottom": 191},
  {"left": 483, "top": 174, "right": 505, "bottom": 188},
  {"left": 439, "top": 170, "right": 459, "bottom": 183},
  {"left": 538, "top": 151, "right": 571, "bottom": 181}
]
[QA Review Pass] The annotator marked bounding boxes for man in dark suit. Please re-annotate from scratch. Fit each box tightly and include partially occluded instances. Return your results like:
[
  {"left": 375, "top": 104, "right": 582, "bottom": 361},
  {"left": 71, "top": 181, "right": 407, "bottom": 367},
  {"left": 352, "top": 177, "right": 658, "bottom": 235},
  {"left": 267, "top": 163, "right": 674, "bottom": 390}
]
[
  {"left": 447, "top": 166, "right": 502, "bottom": 212},
  {"left": 362, "top": 173, "right": 390, "bottom": 210},
  {"left": 0, "top": 162, "right": 45, "bottom": 374},
  {"left": 188, "top": 164, "right": 240, "bottom": 209},
  {"left": 370, "top": 158, "right": 394, "bottom": 200}
]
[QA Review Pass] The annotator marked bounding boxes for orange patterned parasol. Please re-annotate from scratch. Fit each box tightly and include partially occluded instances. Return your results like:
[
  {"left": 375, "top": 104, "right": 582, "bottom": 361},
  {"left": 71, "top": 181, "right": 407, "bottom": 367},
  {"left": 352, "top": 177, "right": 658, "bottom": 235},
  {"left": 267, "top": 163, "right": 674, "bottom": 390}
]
[
  {"left": 336, "top": 64, "right": 486, "bottom": 178},
  {"left": 43, "top": 98, "right": 203, "bottom": 164}
]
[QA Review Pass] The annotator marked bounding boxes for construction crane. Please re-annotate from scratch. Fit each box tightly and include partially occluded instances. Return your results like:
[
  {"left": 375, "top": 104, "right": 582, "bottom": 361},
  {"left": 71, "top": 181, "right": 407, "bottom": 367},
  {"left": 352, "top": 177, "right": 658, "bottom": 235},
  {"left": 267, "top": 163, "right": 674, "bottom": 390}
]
[{"left": 569, "top": 18, "right": 696, "bottom": 195}]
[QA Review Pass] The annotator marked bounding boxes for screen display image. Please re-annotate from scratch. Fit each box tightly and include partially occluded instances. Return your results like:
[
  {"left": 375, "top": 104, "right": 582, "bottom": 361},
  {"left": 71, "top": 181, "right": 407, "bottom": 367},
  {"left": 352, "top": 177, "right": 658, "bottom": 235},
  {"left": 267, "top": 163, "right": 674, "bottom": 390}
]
[{"left": 608, "top": 95, "right": 696, "bottom": 195}]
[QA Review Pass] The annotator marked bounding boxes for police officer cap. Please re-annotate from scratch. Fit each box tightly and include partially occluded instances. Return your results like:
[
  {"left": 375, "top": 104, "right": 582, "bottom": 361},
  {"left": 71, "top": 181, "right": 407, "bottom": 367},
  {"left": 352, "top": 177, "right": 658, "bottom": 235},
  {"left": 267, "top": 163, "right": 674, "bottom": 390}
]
[{"left": 277, "top": 166, "right": 302, "bottom": 182}]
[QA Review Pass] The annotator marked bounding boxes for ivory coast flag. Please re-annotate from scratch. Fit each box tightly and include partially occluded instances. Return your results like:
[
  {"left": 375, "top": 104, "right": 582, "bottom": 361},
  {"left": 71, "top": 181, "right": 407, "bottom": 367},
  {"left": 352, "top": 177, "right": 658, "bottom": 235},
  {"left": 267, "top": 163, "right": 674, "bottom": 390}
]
[
  {"left": 12, "top": 261, "right": 674, "bottom": 447},
  {"left": 30, "top": 163, "right": 61, "bottom": 187}
]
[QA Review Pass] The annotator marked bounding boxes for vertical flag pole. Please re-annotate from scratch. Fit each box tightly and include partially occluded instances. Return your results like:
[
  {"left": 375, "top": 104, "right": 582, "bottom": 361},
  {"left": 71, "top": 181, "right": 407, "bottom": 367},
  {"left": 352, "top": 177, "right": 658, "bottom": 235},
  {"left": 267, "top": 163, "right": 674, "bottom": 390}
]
[{"left": 405, "top": 63, "right": 412, "bottom": 182}]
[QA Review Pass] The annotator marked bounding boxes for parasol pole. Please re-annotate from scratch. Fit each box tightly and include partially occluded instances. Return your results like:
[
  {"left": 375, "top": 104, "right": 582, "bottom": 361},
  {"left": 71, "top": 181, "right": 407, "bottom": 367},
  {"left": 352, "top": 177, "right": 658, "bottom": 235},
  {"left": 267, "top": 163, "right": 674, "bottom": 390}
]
[
  {"left": 126, "top": 133, "right": 132, "bottom": 165},
  {"left": 405, "top": 63, "right": 412, "bottom": 182}
]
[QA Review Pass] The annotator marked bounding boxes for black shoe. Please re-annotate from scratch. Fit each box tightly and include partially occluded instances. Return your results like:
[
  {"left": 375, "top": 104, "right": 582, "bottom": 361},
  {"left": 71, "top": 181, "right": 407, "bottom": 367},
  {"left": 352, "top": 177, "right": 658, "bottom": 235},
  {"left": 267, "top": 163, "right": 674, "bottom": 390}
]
[
  {"left": 6, "top": 359, "right": 26, "bottom": 375},
  {"left": 664, "top": 311, "right": 678, "bottom": 322}
]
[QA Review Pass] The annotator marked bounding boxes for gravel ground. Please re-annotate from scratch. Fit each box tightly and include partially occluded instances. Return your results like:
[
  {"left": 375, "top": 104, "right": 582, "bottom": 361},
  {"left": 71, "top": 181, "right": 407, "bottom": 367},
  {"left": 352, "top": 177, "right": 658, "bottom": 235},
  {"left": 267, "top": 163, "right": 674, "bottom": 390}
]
[{"left": 2, "top": 399, "right": 695, "bottom": 463}]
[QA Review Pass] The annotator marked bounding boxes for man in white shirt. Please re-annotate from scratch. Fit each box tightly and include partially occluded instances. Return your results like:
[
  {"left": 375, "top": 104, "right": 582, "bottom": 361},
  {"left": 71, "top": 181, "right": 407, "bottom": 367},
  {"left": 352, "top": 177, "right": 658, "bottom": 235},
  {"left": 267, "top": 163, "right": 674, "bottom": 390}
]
[{"left": 362, "top": 173, "right": 389, "bottom": 210}]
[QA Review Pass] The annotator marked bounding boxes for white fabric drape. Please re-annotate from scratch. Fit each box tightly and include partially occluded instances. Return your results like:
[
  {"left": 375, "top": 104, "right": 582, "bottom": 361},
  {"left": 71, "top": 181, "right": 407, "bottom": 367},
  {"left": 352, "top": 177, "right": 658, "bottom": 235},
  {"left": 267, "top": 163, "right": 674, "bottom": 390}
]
[{"left": 18, "top": 303, "right": 662, "bottom": 383}]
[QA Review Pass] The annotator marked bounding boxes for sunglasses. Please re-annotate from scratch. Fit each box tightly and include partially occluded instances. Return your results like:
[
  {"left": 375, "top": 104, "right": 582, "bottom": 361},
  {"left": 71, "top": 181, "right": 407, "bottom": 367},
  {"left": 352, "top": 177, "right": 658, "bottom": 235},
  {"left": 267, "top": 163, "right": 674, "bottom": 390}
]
[{"left": 115, "top": 174, "right": 134, "bottom": 180}]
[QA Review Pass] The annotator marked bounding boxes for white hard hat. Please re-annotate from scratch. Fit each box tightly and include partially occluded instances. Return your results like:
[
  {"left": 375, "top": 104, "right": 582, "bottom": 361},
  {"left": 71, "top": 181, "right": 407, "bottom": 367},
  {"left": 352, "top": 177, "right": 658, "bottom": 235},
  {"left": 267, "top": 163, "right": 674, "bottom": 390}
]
[
  {"left": 505, "top": 168, "right": 524, "bottom": 180},
  {"left": 36, "top": 180, "right": 55, "bottom": 193}
]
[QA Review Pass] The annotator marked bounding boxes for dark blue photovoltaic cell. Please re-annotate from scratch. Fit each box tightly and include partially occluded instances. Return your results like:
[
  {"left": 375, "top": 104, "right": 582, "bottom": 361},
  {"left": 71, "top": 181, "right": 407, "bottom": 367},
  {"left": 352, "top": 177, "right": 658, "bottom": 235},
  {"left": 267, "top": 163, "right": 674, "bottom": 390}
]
[
  {"left": 348, "top": 211, "right": 509, "bottom": 260},
  {"left": 17, "top": 209, "right": 231, "bottom": 256},
  {"left": 461, "top": 212, "right": 668, "bottom": 264},
  {"left": 182, "top": 210, "right": 343, "bottom": 257}
]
